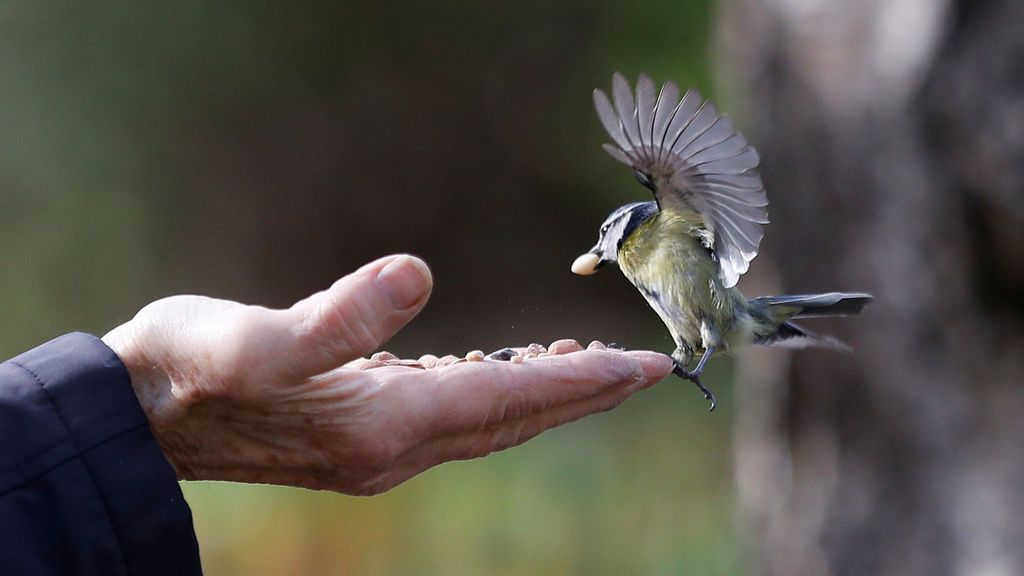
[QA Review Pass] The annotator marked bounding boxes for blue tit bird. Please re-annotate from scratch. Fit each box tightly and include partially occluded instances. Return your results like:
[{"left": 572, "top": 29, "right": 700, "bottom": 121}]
[{"left": 571, "top": 73, "right": 872, "bottom": 411}]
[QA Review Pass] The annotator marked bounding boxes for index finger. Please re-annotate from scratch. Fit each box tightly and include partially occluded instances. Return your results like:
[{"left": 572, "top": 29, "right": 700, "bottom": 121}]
[{"left": 410, "top": 349, "right": 672, "bottom": 436}]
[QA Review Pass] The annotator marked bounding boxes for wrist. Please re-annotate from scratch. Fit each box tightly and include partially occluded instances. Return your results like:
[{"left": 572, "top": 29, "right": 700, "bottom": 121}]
[{"left": 102, "top": 321, "right": 194, "bottom": 478}]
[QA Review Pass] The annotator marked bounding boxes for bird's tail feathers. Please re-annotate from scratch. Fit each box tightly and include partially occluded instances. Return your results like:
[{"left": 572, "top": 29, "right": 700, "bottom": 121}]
[
  {"left": 756, "top": 321, "right": 852, "bottom": 352},
  {"left": 751, "top": 292, "right": 872, "bottom": 319}
]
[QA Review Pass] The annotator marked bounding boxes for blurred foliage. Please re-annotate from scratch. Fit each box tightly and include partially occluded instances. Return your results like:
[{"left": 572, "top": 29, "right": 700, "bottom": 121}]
[{"left": 0, "top": 0, "right": 743, "bottom": 573}]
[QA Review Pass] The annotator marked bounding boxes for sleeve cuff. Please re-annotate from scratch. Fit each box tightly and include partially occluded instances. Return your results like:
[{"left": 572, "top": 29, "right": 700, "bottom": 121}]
[{"left": 1, "top": 332, "right": 201, "bottom": 574}]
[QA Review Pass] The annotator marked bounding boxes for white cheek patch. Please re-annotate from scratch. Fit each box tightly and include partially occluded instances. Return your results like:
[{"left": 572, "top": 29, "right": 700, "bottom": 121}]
[{"left": 598, "top": 218, "right": 630, "bottom": 257}]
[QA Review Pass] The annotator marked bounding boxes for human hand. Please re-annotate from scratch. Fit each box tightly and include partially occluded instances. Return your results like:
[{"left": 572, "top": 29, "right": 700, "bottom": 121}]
[{"left": 102, "top": 255, "right": 672, "bottom": 495}]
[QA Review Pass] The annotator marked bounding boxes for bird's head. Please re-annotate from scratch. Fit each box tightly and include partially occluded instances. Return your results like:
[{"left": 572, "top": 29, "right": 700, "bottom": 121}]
[{"left": 571, "top": 201, "right": 659, "bottom": 275}]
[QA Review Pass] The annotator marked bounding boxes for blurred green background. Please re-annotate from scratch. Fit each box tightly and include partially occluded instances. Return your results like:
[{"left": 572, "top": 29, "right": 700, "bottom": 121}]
[{"left": 0, "top": 1, "right": 745, "bottom": 574}]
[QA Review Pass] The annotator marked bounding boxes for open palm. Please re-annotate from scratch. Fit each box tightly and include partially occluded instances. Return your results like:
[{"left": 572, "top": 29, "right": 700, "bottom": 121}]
[{"left": 103, "top": 255, "right": 671, "bottom": 495}]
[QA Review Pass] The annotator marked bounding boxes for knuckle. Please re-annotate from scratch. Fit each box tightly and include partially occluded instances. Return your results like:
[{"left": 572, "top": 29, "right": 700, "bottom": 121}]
[{"left": 296, "top": 291, "right": 384, "bottom": 359}]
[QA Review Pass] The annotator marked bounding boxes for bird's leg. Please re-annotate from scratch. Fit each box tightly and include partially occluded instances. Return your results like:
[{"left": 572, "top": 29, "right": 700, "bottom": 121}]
[
  {"left": 672, "top": 346, "right": 717, "bottom": 412},
  {"left": 690, "top": 346, "right": 714, "bottom": 377}
]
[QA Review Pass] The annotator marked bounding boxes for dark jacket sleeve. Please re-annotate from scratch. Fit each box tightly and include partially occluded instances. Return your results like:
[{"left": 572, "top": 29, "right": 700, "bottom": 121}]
[{"left": 0, "top": 333, "right": 201, "bottom": 575}]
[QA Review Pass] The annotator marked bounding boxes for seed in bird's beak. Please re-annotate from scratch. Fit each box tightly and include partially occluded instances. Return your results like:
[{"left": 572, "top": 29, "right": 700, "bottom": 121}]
[{"left": 571, "top": 252, "right": 602, "bottom": 275}]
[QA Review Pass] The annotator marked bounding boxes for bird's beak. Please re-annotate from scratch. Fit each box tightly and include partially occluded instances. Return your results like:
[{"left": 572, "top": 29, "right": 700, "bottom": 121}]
[{"left": 571, "top": 252, "right": 603, "bottom": 276}]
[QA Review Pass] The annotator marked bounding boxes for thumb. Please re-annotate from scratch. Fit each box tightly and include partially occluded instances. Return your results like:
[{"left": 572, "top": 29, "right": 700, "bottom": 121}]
[{"left": 285, "top": 254, "right": 432, "bottom": 375}]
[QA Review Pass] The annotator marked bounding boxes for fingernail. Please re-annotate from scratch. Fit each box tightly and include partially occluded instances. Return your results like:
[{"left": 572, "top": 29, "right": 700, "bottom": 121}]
[
  {"left": 626, "top": 351, "right": 673, "bottom": 382},
  {"left": 375, "top": 255, "right": 432, "bottom": 310}
]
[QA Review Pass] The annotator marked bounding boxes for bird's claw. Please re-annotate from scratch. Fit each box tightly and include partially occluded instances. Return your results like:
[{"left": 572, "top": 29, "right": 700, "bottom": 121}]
[{"left": 673, "top": 362, "right": 717, "bottom": 412}]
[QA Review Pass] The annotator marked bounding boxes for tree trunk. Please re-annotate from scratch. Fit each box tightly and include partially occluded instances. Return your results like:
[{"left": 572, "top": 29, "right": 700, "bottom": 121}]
[{"left": 717, "top": 0, "right": 1024, "bottom": 574}]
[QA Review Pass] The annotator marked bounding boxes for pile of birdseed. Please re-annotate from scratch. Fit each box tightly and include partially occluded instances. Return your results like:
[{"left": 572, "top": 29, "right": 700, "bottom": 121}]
[{"left": 350, "top": 340, "right": 619, "bottom": 370}]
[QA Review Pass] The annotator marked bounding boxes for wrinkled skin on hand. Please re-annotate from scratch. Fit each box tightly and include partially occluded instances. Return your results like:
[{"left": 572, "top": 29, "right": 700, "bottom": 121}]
[{"left": 103, "top": 255, "right": 671, "bottom": 495}]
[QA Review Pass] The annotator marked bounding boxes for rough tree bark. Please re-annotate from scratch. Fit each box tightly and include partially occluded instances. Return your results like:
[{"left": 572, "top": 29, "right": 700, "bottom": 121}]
[{"left": 718, "top": 1, "right": 1024, "bottom": 574}]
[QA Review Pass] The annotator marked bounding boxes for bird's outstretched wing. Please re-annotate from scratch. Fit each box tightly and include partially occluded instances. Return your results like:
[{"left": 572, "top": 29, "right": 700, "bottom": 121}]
[{"left": 594, "top": 72, "right": 768, "bottom": 288}]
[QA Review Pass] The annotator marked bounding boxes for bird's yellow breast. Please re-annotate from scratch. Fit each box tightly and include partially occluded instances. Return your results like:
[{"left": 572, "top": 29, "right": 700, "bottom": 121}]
[{"left": 617, "top": 209, "right": 748, "bottom": 352}]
